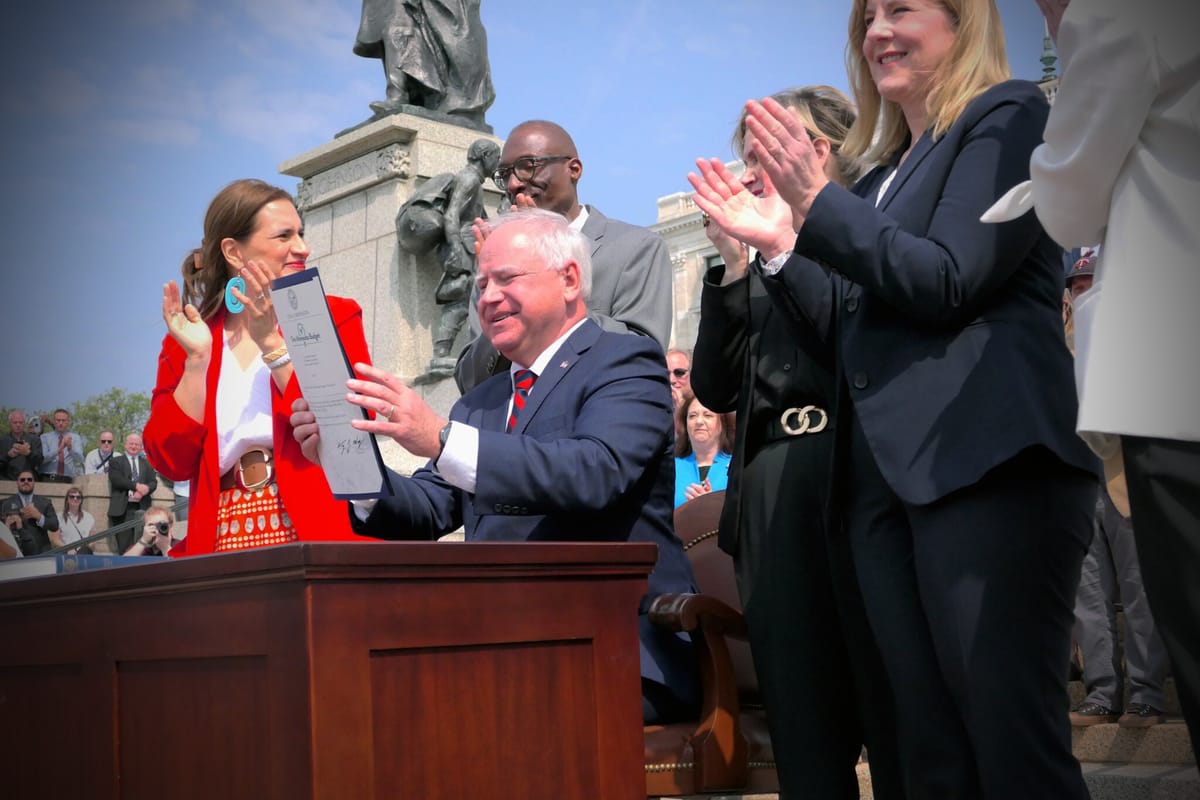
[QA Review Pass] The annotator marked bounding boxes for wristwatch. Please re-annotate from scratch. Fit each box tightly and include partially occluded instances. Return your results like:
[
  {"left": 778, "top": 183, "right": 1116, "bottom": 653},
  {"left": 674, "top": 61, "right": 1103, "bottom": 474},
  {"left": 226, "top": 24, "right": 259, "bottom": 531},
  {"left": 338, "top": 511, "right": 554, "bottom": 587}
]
[{"left": 436, "top": 422, "right": 452, "bottom": 461}]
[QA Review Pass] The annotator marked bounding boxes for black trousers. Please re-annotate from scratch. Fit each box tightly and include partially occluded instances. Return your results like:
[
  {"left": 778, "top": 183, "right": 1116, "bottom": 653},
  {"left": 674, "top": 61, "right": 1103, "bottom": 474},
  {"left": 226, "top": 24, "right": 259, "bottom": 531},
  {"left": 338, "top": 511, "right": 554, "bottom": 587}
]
[
  {"left": 734, "top": 436, "right": 904, "bottom": 799},
  {"left": 1122, "top": 435, "right": 1200, "bottom": 766},
  {"left": 846, "top": 417, "right": 1095, "bottom": 800}
]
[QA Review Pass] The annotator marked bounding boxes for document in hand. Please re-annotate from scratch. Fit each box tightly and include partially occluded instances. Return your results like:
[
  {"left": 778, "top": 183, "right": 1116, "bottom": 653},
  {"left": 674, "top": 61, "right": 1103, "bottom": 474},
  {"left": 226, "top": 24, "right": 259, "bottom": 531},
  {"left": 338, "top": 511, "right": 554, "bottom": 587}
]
[{"left": 270, "top": 268, "right": 392, "bottom": 499}]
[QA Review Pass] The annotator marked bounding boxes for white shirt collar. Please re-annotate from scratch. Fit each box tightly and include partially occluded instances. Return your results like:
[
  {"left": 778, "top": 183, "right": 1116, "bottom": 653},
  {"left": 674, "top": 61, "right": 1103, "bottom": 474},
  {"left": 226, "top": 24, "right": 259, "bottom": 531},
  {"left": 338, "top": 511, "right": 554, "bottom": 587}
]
[{"left": 568, "top": 204, "right": 589, "bottom": 231}]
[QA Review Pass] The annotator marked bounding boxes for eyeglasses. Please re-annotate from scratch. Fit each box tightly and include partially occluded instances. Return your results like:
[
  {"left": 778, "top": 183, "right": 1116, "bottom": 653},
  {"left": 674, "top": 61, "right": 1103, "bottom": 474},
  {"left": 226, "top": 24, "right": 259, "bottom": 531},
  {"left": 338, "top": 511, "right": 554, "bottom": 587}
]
[
  {"left": 67, "top": 494, "right": 82, "bottom": 500},
  {"left": 99, "top": 438, "right": 113, "bottom": 443},
  {"left": 671, "top": 368, "right": 690, "bottom": 378},
  {"left": 492, "top": 155, "right": 572, "bottom": 190},
  {"left": 17, "top": 478, "right": 34, "bottom": 483}
]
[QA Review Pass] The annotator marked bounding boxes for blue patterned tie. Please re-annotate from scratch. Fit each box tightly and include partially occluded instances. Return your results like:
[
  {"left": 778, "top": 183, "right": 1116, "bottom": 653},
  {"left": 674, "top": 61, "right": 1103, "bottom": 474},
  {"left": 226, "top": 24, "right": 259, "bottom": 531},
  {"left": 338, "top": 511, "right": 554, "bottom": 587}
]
[{"left": 506, "top": 369, "right": 537, "bottom": 432}]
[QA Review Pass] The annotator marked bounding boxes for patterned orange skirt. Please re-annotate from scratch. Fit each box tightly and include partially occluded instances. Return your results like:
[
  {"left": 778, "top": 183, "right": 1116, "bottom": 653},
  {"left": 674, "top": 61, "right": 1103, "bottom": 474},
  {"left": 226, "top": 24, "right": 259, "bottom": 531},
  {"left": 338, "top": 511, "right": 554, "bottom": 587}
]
[{"left": 214, "top": 483, "right": 298, "bottom": 552}]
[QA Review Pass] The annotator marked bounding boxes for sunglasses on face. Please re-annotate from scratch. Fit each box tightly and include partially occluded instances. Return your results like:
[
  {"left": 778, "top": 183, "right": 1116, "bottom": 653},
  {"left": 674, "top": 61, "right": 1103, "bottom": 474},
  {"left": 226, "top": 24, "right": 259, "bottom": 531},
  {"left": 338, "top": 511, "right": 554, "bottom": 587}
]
[
  {"left": 17, "top": 478, "right": 34, "bottom": 483},
  {"left": 671, "top": 368, "right": 689, "bottom": 378},
  {"left": 99, "top": 439, "right": 113, "bottom": 444}
]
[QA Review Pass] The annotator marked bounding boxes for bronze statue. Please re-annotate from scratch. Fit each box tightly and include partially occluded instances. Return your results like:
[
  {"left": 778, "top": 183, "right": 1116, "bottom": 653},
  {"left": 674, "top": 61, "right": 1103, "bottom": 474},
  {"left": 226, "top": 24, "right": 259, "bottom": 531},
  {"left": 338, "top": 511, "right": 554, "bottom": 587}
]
[
  {"left": 396, "top": 138, "right": 501, "bottom": 383},
  {"left": 354, "top": 0, "right": 496, "bottom": 131}
]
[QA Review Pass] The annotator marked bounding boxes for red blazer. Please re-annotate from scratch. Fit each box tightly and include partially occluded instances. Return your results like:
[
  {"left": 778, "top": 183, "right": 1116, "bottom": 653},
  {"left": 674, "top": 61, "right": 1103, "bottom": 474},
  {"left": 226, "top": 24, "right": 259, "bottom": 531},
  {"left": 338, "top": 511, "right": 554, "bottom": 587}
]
[{"left": 143, "top": 296, "right": 371, "bottom": 556}]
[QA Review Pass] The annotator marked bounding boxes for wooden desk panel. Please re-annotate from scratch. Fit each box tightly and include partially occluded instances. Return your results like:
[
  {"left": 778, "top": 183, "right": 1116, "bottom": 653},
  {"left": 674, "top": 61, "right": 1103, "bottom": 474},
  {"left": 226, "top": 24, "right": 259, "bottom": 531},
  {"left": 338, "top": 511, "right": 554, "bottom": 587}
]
[{"left": 0, "top": 542, "right": 653, "bottom": 800}]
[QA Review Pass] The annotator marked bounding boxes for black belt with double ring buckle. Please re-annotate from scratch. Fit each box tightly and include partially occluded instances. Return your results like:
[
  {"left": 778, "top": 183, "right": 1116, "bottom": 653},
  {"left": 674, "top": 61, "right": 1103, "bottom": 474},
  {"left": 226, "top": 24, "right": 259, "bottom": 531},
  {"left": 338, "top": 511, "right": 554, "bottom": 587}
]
[{"left": 779, "top": 405, "right": 829, "bottom": 436}]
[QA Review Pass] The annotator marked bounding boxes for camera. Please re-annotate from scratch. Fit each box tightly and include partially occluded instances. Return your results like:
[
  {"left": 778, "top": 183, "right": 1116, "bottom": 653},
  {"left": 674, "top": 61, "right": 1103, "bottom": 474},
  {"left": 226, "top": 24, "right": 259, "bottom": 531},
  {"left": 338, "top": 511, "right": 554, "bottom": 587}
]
[{"left": 155, "top": 521, "right": 170, "bottom": 536}]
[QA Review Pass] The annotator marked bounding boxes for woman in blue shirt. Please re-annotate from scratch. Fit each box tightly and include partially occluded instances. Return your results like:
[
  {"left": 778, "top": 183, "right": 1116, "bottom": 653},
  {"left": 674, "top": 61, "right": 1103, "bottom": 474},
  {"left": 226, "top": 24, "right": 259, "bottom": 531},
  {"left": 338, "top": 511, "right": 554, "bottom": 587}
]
[{"left": 673, "top": 392, "right": 733, "bottom": 508}]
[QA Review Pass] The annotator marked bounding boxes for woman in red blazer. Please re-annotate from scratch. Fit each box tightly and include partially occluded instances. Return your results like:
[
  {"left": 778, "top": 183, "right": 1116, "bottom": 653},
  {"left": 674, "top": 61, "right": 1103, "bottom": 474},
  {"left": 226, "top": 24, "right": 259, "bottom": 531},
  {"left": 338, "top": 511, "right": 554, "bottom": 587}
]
[{"left": 144, "top": 179, "right": 371, "bottom": 555}]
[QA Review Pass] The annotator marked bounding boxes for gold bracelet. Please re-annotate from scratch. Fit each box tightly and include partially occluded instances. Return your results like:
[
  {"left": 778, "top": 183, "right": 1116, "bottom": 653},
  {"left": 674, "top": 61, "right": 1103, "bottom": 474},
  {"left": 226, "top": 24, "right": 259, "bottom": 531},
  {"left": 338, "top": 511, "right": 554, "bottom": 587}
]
[{"left": 262, "top": 344, "right": 289, "bottom": 364}]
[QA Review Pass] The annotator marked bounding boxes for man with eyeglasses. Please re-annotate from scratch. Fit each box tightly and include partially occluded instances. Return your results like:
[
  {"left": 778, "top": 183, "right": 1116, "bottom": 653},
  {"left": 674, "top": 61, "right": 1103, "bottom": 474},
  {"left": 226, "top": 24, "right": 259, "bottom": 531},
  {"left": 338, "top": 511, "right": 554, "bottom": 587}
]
[
  {"left": 666, "top": 348, "right": 692, "bottom": 409},
  {"left": 85, "top": 430, "right": 117, "bottom": 475},
  {"left": 38, "top": 408, "right": 86, "bottom": 482},
  {"left": 1, "top": 470, "right": 60, "bottom": 556},
  {"left": 0, "top": 410, "right": 43, "bottom": 480},
  {"left": 454, "top": 120, "right": 673, "bottom": 394}
]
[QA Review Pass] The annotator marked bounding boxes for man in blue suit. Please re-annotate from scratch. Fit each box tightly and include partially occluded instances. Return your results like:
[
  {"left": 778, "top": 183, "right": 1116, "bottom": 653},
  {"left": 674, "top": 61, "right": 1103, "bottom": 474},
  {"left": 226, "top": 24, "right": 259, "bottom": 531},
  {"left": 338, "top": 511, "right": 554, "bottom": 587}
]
[{"left": 291, "top": 208, "right": 698, "bottom": 723}]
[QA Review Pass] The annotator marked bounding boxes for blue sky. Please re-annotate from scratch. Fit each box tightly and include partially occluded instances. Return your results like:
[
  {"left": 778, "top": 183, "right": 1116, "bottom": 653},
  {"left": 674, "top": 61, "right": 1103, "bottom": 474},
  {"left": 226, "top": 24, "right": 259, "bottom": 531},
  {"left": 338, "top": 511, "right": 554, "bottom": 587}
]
[{"left": 0, "top": 0, "right": 1052, "bottom": 414}]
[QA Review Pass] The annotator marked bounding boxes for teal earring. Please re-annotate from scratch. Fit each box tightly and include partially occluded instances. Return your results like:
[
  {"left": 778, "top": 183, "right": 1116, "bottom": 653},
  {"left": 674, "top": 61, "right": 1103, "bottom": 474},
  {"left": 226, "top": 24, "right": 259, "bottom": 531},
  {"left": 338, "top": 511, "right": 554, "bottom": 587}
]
[{"left": 224, "top": 276, "right": 246, "bottom": 314}]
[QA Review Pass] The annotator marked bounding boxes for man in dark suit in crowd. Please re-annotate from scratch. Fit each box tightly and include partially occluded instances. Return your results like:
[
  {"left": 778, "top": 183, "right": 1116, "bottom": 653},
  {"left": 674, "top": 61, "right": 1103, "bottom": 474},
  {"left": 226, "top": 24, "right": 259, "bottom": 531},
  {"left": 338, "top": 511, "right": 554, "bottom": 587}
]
[
  {"left": 0, "top": 410, "right": 43, "bottom": 480},
  {"left": 1, "top": 470, "right": 60, "bottom": 556},
  {"left": 454, "top": 120, "right": 673, "bottom": 393},
  {"left": 107, "top": 432, "right": 158, "bottom": 552},
  {"left": 292, "top": 208, "right": 698, "bottom": 723}
]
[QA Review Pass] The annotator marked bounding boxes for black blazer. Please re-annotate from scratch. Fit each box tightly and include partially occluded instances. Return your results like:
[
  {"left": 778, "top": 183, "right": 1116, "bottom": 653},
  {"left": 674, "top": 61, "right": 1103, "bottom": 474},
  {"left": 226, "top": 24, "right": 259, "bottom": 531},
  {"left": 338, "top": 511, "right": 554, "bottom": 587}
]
[
  {"left": 0, "top": 434, "right": 43, "bottom": 480},
  {"left": 0, "top": 493, "right": 58, "bottom": 555},
  {"left": 691, "top": 264, "right": 835, "bottom": 553},
  {"left": 107, "top": 453, "right": 158, "bottom": 518},
  {"left": 763, "top": 80, "right": 1097, "bottom": 505}
]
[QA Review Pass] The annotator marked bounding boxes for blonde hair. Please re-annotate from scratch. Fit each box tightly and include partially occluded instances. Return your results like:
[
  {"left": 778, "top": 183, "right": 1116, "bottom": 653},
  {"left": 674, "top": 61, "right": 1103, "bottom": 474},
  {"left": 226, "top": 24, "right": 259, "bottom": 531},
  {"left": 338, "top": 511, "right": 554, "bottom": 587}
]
[
  {"left": 843, "top": 0, "right": 1010, "bottom": 165},
  {"left": 733, "top": 85, "right": 865, "bottom": 186}
]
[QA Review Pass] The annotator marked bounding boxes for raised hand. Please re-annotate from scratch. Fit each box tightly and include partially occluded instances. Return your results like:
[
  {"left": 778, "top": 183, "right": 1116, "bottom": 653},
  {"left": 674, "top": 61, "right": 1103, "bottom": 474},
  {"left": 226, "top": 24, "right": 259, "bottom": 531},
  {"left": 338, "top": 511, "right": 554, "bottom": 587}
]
[
  {"left": 688, "top": 158, "right": 797, "bottom": 260},
  {"left": 743, "top": 97, "right": 831, "bottom": 230},
  {"left": 162, "top": 280, "right": 212, "bottom": 361},
  {"left": 235, "top": 260, "right": 284, "bottom": 351},
  {"left": 346, "top": 362, "right": 447, "bottom": 459}
]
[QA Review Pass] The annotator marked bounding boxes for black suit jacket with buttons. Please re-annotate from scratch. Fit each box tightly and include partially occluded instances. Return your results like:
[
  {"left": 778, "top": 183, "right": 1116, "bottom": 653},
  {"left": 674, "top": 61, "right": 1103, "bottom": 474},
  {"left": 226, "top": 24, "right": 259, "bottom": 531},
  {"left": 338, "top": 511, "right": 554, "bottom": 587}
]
[
  {"left": 356, "top": 320, "right": 697, "bottom": 693},
  {"left": 761, "top": 80, "right": 1097, "bottom": 505},
  {"left": 107, "top": 453, "right": 158, "bottom": 519}
]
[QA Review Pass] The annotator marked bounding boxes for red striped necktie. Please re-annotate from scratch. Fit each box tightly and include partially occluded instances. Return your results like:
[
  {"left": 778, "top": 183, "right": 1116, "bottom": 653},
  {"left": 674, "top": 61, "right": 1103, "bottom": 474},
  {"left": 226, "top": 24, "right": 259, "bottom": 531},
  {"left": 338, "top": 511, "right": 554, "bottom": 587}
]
[{"left": 506, "top": 369, "right": 537, "bottom": 432}]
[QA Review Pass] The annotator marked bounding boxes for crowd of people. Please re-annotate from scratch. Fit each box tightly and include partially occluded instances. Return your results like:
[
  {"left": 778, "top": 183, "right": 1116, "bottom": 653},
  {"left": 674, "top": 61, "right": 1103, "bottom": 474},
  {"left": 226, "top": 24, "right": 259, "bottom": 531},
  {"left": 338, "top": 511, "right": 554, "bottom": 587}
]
[{"left": 3, "top": 0, "right": 1196, "bottom": 792}]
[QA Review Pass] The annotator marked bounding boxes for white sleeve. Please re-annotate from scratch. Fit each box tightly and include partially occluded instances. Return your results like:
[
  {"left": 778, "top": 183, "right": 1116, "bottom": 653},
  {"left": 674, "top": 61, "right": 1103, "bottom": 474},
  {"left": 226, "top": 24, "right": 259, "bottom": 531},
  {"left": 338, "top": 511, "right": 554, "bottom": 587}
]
[{"left": 1030, "top": 0, "right": 1157, "bottom": 248}]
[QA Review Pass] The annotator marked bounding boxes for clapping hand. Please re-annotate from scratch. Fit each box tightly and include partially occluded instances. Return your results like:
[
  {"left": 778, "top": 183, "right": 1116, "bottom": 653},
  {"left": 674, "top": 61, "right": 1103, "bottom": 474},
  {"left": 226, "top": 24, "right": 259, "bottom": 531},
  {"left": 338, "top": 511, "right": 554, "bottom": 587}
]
[
  {"left": 688, "top": 158, "right": 797, "bottom": 261},
  {"left": 162, "top": 280, "right": 212, "bottom": 361},
  {"left": 742, "top": 97, "right": 831, "bottom": 231},
  {"left": 684, "top": 479, "right": 713, "bottom": 502}
]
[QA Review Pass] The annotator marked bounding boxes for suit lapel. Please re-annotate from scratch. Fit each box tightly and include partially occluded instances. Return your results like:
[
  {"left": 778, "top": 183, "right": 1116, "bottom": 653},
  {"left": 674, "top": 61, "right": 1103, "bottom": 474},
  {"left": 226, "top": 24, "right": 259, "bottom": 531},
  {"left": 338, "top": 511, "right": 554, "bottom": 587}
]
[
  {"left": 876, "top": 131, "right": 939, "bottom": 212},
  {"left": 511, "top": 322, "right": 600, "bottom": 435}
]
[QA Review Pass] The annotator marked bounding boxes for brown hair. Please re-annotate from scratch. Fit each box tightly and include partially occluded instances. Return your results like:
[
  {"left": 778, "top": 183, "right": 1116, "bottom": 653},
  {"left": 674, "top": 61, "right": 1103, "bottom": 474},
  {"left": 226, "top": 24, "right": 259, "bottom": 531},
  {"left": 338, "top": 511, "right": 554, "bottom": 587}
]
[
  {"left": 734, "top": 85, "right": 864, "bottom": 186},
  {"left": 674, "top": 392, "right": 735, "bottom": 458},
  {"left": 843, "top": 0, "right": 1010, "bottom": 165},
  {"left": 181, "top": 179, "right": 294, "bottom": 321}
]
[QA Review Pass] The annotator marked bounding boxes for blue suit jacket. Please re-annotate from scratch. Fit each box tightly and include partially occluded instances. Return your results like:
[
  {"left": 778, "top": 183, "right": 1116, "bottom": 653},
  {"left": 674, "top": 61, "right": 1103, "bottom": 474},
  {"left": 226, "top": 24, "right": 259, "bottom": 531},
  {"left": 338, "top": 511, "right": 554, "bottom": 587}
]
[
  {"left": 358, "top": 321, "right": 697, "bottom": 694},
  {"left": 763, "top": 80, "right": 1098, "bottom": 505}
]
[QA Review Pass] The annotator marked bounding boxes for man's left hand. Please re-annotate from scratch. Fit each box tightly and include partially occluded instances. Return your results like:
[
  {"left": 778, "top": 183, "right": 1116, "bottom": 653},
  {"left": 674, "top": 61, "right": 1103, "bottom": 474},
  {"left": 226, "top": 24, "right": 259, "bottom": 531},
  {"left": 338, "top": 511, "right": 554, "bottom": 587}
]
[{"left": 347, "top": 362, "right": 447, "bottom": 459}]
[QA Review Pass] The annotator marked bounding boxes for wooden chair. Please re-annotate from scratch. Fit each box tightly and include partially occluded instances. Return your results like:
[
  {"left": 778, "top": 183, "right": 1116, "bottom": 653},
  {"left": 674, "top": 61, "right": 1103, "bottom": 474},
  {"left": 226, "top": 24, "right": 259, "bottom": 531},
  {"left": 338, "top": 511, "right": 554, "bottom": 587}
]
[{"left": 643, "top": 490, "right": 778, "bottom": 796}]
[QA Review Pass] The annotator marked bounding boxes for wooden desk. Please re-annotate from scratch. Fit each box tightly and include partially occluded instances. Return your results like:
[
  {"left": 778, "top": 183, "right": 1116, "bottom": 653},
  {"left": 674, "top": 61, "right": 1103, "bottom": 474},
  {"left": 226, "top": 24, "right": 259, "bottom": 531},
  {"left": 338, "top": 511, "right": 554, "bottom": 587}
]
[{"left": 0, "top": 542, "right": 654, "bottom": 799}]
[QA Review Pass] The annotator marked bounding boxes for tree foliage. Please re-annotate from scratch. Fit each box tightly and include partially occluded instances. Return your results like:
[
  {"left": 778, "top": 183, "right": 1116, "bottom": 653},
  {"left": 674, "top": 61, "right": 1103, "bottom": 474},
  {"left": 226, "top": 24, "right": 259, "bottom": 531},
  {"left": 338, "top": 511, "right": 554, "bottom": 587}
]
[
  {"left": 2, "top": 388, "right": 150, "bottom": 454},
  {"left": 69, "top": 388, "right": 151, "bottom": 450}
]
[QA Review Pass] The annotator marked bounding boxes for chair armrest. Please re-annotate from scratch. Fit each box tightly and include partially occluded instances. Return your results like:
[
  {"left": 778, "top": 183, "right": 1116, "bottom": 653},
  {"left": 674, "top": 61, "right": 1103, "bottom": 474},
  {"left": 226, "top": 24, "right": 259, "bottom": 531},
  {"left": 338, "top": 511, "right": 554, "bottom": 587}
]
[
  {"left": 646, "top": 592, "right": 749, "bottom": 790},
  {"left": 647, "top": 592, "right": 748, "bottom": 639}
]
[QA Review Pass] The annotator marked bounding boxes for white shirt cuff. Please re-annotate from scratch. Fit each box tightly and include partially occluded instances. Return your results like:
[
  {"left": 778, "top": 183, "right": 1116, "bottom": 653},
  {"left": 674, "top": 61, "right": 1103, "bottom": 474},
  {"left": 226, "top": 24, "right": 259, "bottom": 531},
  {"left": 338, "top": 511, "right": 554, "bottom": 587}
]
[{"left": 434, "top": 421, "right": 478, "bottom": 494}]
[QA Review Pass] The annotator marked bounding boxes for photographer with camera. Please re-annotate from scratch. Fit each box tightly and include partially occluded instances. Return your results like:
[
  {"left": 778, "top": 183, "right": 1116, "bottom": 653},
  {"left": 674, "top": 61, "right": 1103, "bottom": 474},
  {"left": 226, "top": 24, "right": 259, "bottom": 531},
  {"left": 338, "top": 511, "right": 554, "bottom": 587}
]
[{"left": 123, "top": 508, "right": 180, "bottom": 557}]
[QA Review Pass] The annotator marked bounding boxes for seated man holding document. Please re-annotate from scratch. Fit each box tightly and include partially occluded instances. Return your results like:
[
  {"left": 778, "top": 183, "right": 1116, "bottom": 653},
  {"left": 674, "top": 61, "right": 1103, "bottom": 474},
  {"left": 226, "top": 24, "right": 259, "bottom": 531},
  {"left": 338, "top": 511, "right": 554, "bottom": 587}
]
[{"left": 290, "top": 208, "right": 698, "bottom": 724}]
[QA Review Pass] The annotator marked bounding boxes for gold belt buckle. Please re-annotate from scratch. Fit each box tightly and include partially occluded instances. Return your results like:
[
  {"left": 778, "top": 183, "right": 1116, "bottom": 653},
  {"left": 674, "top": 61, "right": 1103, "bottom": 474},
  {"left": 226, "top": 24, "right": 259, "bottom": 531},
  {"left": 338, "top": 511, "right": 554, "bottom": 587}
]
[
  {"left": 237, "top": 449, "right": 274, "bottom": 492},
  {"left": 780, "top": 405, "right": 829, "bottom": 436}
]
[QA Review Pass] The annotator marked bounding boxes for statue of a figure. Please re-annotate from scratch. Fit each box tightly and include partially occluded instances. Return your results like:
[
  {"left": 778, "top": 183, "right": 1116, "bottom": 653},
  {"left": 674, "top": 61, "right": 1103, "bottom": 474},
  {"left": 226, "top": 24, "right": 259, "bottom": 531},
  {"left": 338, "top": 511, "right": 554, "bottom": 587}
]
[
  {"left": 396, "top": 138, "right": 501, "bottom": 383},
  {"left": 354, "top": 0, "right": 496, "bottom": 131}
]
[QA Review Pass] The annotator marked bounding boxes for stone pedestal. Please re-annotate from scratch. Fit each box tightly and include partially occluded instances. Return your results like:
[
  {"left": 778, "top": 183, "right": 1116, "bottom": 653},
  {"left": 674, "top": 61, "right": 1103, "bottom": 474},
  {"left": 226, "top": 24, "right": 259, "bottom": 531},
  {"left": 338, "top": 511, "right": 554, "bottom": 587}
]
[{"left": 279, "top": 115, "right": 503, "bottom": 474}]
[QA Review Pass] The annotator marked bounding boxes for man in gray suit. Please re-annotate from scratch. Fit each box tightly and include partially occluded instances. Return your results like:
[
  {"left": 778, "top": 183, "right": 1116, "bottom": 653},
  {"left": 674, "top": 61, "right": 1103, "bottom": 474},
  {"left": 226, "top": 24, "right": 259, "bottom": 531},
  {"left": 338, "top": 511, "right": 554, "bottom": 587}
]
[{"left": 454, "top": 120, "right": 673, "bottom": 393}]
